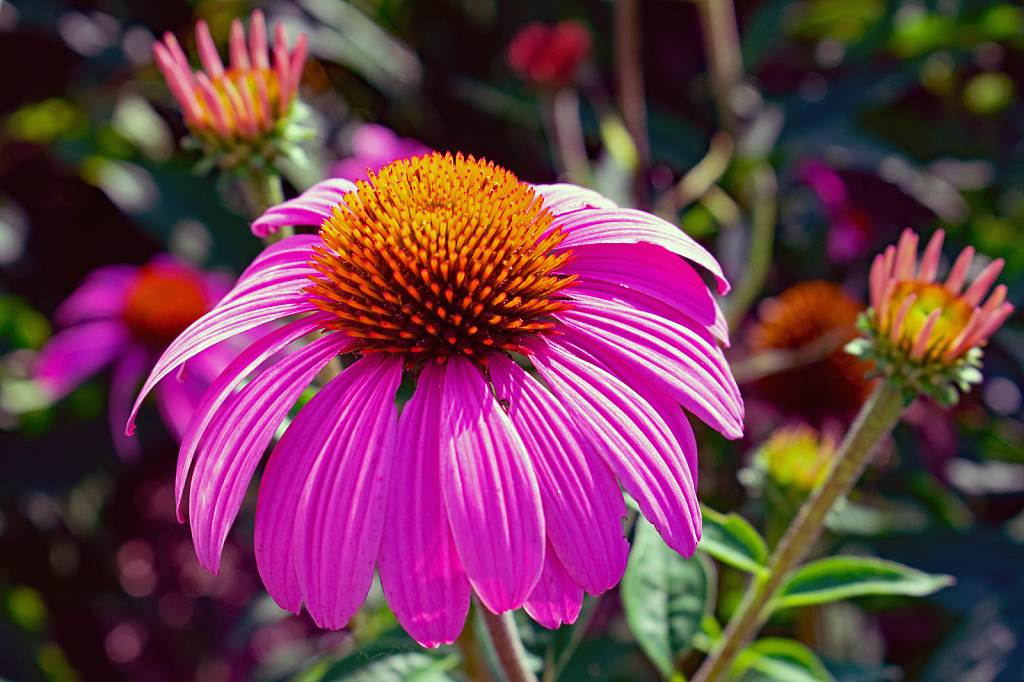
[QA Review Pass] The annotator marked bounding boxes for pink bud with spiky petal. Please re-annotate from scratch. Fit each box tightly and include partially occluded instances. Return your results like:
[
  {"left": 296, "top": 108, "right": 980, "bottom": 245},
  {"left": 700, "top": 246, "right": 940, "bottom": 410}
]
[
  {"left": 868, "top": 228, "right": 1013, "bottom": 365},
  {"left": 152, "top": 10, "right": 307, "bottom": 147}
]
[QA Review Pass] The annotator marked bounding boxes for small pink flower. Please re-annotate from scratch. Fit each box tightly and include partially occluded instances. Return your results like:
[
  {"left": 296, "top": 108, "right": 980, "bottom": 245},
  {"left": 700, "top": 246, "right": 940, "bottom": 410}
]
[
  {"left": 869, "top": 228, "right": 1013, "bottom": 364},
  {"left": 329, "top": 124, "right": 431, "bottom": 184},
  {"left": 34, "top": 258, "right": 238, "bottom": 459},
  {"left": 153, "top": 10, "right": 307, "bottom": 143},
  {"left": 130, "top": 152, "right": 743, "bottom": 646},
  {"left": 506, "top": 20, "right": 592, "bottom": 89}
]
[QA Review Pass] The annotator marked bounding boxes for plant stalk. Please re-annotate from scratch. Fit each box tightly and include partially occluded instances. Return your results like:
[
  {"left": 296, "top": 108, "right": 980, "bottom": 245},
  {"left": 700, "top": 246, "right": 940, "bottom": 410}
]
[
  {"left": 691, "top": 380, "right": 905, "bottom": 682},
  {"left": 481, "top": 609, "right": 539, "bottom": 682},
  {"left": 695, "top": 0, "right": 744, "bottom": 136},
  {"left": 243, "top": 169, "right": 293, "bottom": 244}
]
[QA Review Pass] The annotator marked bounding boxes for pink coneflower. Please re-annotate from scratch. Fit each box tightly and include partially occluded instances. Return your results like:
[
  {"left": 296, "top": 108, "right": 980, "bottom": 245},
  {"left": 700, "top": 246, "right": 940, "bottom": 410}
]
[
  {"left": 850, "top": 228, "right": 1015, "bottom": 404},
  {"left": 34, "top": 258, "right": 238, "bottom": 459},
  {"left": 128, "top": 152, "right": 743, "bottom": 646},
  {"left": 329, "top": 123, "right": 431, "bottom": 183},
  {"left": 153, "top": 10, "right": 306, "bottom": 148},
  {"left": 506, "top": 19, "right": 592, "bottom": 89}
]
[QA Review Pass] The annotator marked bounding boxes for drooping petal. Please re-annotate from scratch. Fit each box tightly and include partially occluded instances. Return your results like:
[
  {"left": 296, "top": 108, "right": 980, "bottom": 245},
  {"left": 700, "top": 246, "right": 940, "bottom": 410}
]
[
  {"left": 524, "top": 541, "right": 584, "bottom": 630},
  {"left": 441, "top": 357, "right": 545, "bottom": 614},
  {"left": 190, "top": 331, "right": 352, "bottom": 574},
  {"left": 255, "top": 355, "right": 401, "bottom": 628},
  {"left": 127, "top": 282, "right": 314, "bottom": 436},
  {"left": 488, "top": 354, "right": 628, "bottom": 595},
  {"left": 551, "top": 208, "right": 730, "bottom": 294},
  {"left": 34, "top": 320, "right": 132, "bottom": 400},
  {"left": 529, "top": 338, "right": 702, "bottom": 557},
  {"left": 220, "top": 234, "right": 319, "bottom": 306},
  {"left": 250, "top": 179, "right": 357, "bottom": 237},
  {"left": 378, "top": 363, "right": 471, "bottom": 648},
  {"left": 175, "top": 313, "right": 336, "bottom": 520},
  {"left": 107, "top": 345, "right": 150, "bottom": 461},
  {"left": 53, "top": 264, "right": 136, "bottom": 327},
  {"left": 556, "top": 294, "right": 743, "bottom": 439},
  {"left": 534, "top": 183, "right": 618, "bottom": 215},
  {"left": 562, "top": 242, "right": 729, "bottom": 345}
]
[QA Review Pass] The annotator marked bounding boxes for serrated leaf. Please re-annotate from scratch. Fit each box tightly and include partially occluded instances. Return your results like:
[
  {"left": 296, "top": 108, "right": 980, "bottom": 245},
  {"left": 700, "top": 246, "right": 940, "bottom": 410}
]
[
  {"left": 773, "top": 556, "right": 955, "bottom": 611},
  {"left": 622, "top": 515, "right": 717, "bottom": 679},
  {"left": 325, "top": 653, "right": 458, "bottom": 682},
  {"left": 698, "top": 505, "right": 770, "bottom": 576},
  {"left": 731, "top": 638, "right": 836, "bottom": 682}
]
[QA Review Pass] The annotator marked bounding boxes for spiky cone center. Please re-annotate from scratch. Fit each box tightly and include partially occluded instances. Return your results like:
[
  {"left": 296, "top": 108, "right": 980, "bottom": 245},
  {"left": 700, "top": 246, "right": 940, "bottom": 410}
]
[
  {"left": 123, "top": 265, "right": 208, "bottom": 348},
  {"left": 305, "top": 152, "right": 577, "bottom": 369},
  {"left": 882, "top": 282, "right": 973, "bottom": 363}
]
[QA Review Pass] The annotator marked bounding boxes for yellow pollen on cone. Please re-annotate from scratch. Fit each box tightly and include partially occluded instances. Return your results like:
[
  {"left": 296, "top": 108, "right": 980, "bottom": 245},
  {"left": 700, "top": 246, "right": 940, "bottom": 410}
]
[{"left": 883, "top": 281, "right": 973, "bottom": 362}]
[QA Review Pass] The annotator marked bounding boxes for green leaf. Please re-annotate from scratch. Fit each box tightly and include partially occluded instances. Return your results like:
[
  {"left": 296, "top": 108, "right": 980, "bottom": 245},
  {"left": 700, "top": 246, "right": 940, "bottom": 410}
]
[
  {"left": 324, "top": 653, "right": 459, "bottom": 682},
  {"left": 621, "top": 515, "right": 717, "bottom": 679},
  {"left": 731, "top": 638, "right": 836, "bottom": 682},
  {"left": 698, "top": 505, "right": 770, "bottom": 576},
  {"left": 773, "top": 556, "right": 955, "bottom": 611}
]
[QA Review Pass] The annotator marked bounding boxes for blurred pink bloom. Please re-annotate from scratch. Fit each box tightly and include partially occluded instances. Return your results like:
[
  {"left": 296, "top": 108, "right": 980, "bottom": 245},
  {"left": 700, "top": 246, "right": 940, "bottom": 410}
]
[
  {"left": 34, "top": 258, "right": 238, "bottom": 460},
  {"left": 799, "top": 160, "right": 874, "bottom": 264},
  {"left": 506, "top": 19, "right": 592, "bottom": 89},
  {"left": 153, "top": 10, "right": 306, "bottom": 142},
  {"left": 129, "top": 153, "right": 743, "bottom": 646},
  {"left": 329, "top": 124, "right": 431, "bottom": 183}
]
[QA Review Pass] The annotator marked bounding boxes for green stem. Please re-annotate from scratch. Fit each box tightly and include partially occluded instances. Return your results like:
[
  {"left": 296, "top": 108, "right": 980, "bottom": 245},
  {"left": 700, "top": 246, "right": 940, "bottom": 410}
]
[
  {"left": 694, "top": 0, "right": 744, "bottom": 136},
  {"left": 481, "top": 609, "right": 539, "bottom": 682},
  {"left": 725, "top": 162, "right": 776, "bottom": 330},
  {"left": 243, "top": 170, "right": 293, "bottom": 245},
  {"left": 691, "top": 380, "right": 906, "bottom": 682}
]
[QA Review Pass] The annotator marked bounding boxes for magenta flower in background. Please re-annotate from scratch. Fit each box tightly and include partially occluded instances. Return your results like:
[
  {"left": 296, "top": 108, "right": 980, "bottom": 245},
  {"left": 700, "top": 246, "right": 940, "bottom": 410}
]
[
  {"left": 328, "top": 123, "right": 431, "bottom": 183},
  {"left": 129, "top": 152, "right": 744, "bottom": 647},
  {"left": 34, "top": 257, "right": 237, "bottom": 459},
  {"left": 799, "top": 160, "right": 875, "bottom": 264}
]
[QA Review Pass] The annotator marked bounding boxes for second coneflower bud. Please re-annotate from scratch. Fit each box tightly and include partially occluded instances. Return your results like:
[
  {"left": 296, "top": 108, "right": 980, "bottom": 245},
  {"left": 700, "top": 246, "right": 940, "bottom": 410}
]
[
  {"left": 847, "top": 228, "right": 1015, "bottom": 405},
  {"left": 153, "top": 10, "right": 310, "bottom": 173}
]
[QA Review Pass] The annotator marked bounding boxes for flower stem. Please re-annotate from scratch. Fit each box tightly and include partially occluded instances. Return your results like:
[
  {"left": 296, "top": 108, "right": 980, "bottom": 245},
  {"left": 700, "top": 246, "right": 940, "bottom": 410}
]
[
  {"left": 725, "top": 162, "right": 777, "bottom": 329},
  {"left": 691, "top": 380, "right": 905, "bottom": 682},
  {"left": 243, "top": 169, "right": 293, "bottom": 245},
  {"left": 481, "top": 609, "right": 539, "bottom": 682},
  {"left": 694, "top": 0, "right": 744, "bottom": 136}
]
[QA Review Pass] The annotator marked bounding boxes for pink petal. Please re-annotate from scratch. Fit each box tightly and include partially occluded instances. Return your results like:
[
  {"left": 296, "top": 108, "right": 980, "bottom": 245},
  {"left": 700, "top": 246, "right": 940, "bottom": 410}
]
[
  {"left": 441, "top": 357, "right": 545, "bottom": 614},
  {"left": 191, "top": 331, "right": 352, "bottom": 574},
  {"left": 378, "top": 363, "right": 471, "bottom": 647},
  {"left": 229, "top": 18, "right": 251, "bottom": 71},
  {"left": 175, "top": 313, "right": 336, "bottom": 521},
  {"left": 34, "top": 320, "right": 132, "bottom": 400},
  {"left": 534, "top": 183, "right": 619, "bottom": 215},
  {"left": 195, "top": 20, "right": 226, "bottom": 79},
  {"left": 255, "top": 355, "right": 402, "bottom": 628},
  {"left": 249, "top": 10, "right": 269, "bottom": 70},
  {"left": 250, "top": 179, "right": 357, "bottom": 237},
  {"left": 127, "top": 282, "right": 313, "bottom": 436},
  {"left": 524, "top": 541, "right": 584, "bottom": 630},
  {"left": 107, "top": 346, "right": 150, "bottom": 461},
  {"left": 552, "top": 208, "right": 730, "bottom": 294},
  {"left": 529, "top": 338, "right": 702, "bottom": 557},
  {"left": 221, "top": 234, "right": 320, "bottom": 306},
  {"left": 557, "top": 294, "right": 743, "bottom": 439},
  {"left": 488, "top": 354, "right": 628, "bottom": 595},
  {"left": 53, "top": 264, "right": 136, "bottom": 328},
  {"left": 563, "top": 242, "right": 729, "bottom": 345}
]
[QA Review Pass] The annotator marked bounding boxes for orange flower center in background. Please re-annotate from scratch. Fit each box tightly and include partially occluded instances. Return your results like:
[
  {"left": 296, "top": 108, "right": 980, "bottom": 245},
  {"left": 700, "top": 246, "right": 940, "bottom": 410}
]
[
  {"left": 884, "top": 282, "right": 973, "bottom": 360},
  {"left": 306, "top": 152, "right": 577, "bottom": 368},
  {"left": 750, "top": 280, "right": 872, "bottom": 422},
  {"left": 123, "top": 265, "right": 208, "bottom": 348}
]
